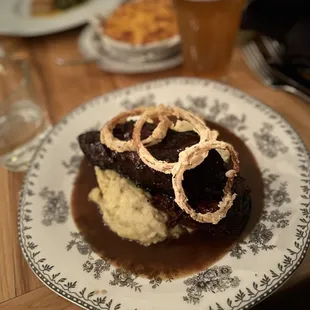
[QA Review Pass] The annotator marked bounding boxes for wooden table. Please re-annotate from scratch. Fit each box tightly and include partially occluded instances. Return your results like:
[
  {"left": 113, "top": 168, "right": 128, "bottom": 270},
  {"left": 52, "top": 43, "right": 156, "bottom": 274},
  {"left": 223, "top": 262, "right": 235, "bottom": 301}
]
[{"left": 1, "top": 28, "right": 310, "bottom": 310}]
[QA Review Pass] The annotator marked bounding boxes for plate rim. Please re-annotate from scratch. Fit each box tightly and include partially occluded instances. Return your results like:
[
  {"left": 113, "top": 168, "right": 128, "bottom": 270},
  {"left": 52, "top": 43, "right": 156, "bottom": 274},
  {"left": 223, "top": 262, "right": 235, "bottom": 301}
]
[
  {"left": 18, "top": 77, "right": 310, "bottom": 310},
  {"left": 0, "top": 0, "right": 122, "bottom": 37}
]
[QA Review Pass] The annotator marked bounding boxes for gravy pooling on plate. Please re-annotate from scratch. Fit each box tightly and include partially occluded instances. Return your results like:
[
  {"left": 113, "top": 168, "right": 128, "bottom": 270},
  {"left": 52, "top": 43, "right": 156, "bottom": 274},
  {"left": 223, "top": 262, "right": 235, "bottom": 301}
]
[{"left": 72, "top": 107, "right": 263, "bottom": 278}]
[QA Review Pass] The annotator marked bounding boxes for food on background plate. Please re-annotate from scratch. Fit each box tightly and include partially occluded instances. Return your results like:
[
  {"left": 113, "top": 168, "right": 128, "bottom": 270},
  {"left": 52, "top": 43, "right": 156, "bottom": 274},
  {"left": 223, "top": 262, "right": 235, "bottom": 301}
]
[
  {"left": 31, "top": 0, "right": 88, "bottom": 16},
  {"left": 77, "top": 105, "right": 251, "bottom": 247},
  {"left": 103, "top": 0, "right": 179, "bottom": 45}
]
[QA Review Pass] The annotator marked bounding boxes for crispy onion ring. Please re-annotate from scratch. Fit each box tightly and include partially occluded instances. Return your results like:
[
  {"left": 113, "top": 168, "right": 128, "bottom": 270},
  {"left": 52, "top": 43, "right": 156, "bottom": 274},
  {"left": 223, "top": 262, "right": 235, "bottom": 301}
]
[
  {"left": 100, "top": 107, "right": 172, "bottom": 153},
  {"left": 132, "top": 105, "right": 218, "bottom": 174},
  {"left": 101, "top": 105, "right": 241, "bottom": 224},
  {"left": 172, "top": 140, "right": 240, "bottom": 224}
]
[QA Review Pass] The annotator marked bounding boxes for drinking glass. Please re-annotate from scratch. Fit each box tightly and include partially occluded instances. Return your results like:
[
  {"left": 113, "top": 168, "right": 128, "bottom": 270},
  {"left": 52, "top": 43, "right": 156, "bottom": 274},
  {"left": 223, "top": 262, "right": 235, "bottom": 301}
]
[
  {"left": 0, "top": 56, "right": 51, "bottom": 171},
  {"left": 173, "top": 0, "right": 246, "bottom": 79}
]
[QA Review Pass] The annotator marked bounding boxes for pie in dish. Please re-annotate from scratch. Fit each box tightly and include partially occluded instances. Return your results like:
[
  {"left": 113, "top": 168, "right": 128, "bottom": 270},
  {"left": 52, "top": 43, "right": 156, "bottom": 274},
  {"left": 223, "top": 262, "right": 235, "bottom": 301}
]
[
  {"left": 103, "top": 0, "right": 179, "bottom": 45},
  {"left": 77, "top": 105, "right": 251, "bottom": 247}
]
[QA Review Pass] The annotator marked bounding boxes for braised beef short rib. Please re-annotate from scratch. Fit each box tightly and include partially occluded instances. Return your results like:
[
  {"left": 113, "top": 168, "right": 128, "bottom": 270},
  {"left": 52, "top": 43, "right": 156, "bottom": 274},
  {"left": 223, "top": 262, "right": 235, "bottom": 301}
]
[{"left": 78, "top": 121, "right": 251, "bottom": 238}]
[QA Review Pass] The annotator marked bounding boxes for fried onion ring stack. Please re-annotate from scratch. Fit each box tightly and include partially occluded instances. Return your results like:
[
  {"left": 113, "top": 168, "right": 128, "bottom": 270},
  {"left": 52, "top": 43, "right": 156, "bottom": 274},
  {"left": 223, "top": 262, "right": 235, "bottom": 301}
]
[{"left": 100, "top": 105, "right": 240, "bottom": 225}]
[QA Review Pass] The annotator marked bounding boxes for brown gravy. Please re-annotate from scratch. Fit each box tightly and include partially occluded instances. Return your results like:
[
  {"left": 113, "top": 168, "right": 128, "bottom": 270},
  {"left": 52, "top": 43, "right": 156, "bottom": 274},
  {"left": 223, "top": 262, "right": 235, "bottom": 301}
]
[{"left": 71, "top": 122, "right": 263, "bottom": 279}]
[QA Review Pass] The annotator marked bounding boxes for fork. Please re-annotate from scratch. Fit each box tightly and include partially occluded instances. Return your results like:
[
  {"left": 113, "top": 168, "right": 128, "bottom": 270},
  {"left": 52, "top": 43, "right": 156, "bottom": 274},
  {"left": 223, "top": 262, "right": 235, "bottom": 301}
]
[
  {"left": 242, "top": 39, "right": 310, "bottom": 103},
  {"left": 261, "top": 36, "right": 284, "bottom": 63}
]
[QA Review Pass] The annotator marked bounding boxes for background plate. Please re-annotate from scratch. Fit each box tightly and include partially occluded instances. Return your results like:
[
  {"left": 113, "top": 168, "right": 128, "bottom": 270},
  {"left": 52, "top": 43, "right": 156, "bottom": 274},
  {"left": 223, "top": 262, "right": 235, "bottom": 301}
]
[{"left": 0, "top": 0, "right": 122, "bottom": 36}]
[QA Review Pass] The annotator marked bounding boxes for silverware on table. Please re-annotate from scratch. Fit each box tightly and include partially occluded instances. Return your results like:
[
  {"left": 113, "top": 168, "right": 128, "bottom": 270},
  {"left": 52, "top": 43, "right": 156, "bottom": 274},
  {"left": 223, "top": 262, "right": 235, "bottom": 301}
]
[
  {"left": 260, "top": 36, "right": 284, "bottom": 64},
  {"left": 242, "top": 38, "right": 310, "bottom": 103}
]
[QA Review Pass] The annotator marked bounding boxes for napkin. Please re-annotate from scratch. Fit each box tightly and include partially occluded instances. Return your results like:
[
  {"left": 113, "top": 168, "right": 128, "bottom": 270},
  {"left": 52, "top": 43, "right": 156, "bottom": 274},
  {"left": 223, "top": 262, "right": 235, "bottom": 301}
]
[
  {"left": 283, "top": 17, "right": 310, "bottom": 70},
  {"left": 241, "top": 0, "right": 310, "bottom": 70}
]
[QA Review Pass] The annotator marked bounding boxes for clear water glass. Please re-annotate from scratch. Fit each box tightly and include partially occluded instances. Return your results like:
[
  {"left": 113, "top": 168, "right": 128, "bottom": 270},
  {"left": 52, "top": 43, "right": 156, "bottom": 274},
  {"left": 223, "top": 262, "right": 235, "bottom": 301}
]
[{"left": 0, "top": 56, "right": 51, "bottom": 171}]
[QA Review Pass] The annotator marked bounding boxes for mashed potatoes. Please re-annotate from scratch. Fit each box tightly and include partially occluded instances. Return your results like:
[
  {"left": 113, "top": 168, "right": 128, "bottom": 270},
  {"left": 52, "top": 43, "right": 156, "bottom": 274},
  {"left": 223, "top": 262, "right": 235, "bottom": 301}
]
[{"left": 89, "top": 167, "right": 186, "bottom": 246}]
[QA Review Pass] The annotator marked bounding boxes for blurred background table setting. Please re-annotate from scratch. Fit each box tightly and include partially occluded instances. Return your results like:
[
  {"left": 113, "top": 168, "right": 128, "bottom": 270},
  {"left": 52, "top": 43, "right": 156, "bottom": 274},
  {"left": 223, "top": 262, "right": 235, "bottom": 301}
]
[
  {"left": 241, "top": 0, "right": 310, "bottom": 101},
  {"left": 1, "top": 0, "right": 310, "bottom": 309}
]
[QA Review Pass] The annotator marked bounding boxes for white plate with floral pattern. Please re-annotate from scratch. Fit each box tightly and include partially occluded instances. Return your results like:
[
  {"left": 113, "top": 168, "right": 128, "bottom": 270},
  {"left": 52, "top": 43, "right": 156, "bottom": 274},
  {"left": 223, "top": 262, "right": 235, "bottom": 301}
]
[{"left": 19, "top": 78, "right": 310, "bottom": 310}]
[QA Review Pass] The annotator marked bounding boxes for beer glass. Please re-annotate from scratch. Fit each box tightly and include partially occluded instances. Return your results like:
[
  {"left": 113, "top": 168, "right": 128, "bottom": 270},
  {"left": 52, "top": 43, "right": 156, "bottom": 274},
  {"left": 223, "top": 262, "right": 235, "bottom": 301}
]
[{"left": 174, "top": 0, "right": 246, "bottom": 79}]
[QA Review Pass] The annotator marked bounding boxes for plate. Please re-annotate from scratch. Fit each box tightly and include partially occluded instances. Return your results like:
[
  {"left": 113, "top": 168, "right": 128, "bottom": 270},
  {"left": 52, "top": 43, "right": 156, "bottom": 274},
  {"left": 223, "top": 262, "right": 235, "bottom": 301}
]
[
  {"left": 0, "top": 0, "right": 123, "bottom": 37},
  {"left": 78, "top": 26, "right": 183, "bottom": 74},
  {"left": 19, "top": 78, "right": 310, "bottom": 310}
]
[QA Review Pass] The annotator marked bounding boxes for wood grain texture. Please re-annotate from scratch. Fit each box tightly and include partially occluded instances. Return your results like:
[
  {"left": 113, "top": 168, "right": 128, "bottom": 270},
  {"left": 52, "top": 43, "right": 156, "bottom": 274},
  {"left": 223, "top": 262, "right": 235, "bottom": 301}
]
[
  {"left": 0, "top": 286, "right": 79, "bottom": 310},
  {"left": 27, "top": 29, "right": 116, "bottom": 123},
  {"left": 0, "top": 168, "right": 15, "bottom": 303},
  {"left": 0, "top": 29, "right": 309, "bottom": 309},
  {"left": 0, "top": 168, "right": 43, "bottom": 303}
]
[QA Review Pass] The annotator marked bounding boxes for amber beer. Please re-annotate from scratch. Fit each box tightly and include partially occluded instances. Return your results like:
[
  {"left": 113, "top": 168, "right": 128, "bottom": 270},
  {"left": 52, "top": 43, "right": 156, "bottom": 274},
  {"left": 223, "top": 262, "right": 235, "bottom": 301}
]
[{"left": 174, "top": 0, "right": 245, "bottom": 78}]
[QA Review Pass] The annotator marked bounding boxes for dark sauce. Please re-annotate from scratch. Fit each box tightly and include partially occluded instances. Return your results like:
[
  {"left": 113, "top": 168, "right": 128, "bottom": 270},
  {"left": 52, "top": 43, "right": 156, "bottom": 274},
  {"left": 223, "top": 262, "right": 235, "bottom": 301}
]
[{"left": 71, "top": 122, "right": 264, "bottom": 279}]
